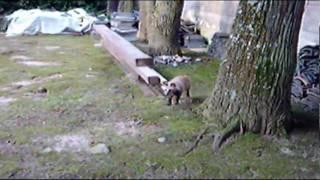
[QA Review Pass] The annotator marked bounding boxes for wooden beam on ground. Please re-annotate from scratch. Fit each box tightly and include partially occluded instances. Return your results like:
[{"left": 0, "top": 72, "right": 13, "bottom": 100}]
[
  {"left": 93, "top": 24, "right": 153, "bottom": 67},
  {"left": 93, "top": 25, "right": 167, "bottom": 87},
  {"left": 136, "top": 66, "right": 168, "bottom": 85}
]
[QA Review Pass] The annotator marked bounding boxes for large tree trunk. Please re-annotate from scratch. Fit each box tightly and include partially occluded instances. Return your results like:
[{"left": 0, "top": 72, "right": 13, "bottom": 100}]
[
  {"left": 147, "top": 0, "right": 184, "bottom": 56},
  {"left": 202, "top": 0, "right": 305, "bottom": 147},
  {"left": 118, "top": 0, "right": 134, "bottom": 13}
]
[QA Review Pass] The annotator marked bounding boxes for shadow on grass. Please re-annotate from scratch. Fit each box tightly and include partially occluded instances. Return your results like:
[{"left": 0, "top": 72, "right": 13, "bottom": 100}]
[
  {"left": 291, "top": 104, "right": 319, "bottom": 136},
  {"left": 191, "top": 96, "right": 207, "bottom": 106}
]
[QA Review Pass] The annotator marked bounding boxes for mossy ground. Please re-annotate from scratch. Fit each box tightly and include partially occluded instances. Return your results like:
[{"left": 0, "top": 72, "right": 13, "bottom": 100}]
[{"left": 0, "top": 35, "right": 319, "bottom": 178}]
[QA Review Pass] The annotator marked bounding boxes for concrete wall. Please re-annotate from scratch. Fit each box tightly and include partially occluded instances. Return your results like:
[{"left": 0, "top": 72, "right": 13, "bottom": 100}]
[
  {"left": 182, "top": 1, "right": 238, "bottom": 43},
  {"left": 299, "top": 1, "right": 320, "bottom": 49},
  {"left": 182, "top": 1, "right": 320, "bottom": 48}
]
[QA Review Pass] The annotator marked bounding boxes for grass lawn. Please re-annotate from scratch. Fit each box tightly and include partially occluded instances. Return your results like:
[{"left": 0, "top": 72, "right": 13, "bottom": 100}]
[{"left": 0, "top": 35, "right": 319, "bottom": 179}]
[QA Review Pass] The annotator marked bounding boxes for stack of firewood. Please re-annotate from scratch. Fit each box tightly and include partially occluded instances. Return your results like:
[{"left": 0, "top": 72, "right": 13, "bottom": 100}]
[
  {"left": 154, "top": 55, "right": 201, "bottom": 67},
  {"left": 291, "top": 45, "right": 320, "bottom": 112}
]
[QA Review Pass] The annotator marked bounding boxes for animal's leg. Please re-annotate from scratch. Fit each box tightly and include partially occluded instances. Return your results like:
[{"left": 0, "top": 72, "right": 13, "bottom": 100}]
[
  {"left": 175, "top": 95, "right": 180, "bottom": 105},
  {"left": 167, "top": 96, "right": 173, "bottom": 106},
  {"left": 186, "top": 90, "right": 192, "bottom": 103},
  {"left": 186, "top": 90, "right": 190, "bottom": 97}
]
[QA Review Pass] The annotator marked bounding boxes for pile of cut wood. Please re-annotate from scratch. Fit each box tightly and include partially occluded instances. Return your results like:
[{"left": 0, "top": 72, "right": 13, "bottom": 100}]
[
  {"left": 154, "top": 55, "right": 201, "bottom": 67},
  {"left": 291, "top": 45, "right": 320, "bottom": 112}
]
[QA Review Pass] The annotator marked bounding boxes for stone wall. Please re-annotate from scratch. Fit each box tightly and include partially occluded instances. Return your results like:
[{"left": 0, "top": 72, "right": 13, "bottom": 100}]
[
  {"left": 182, "top": 1, "right": 238, "bottom": 44},
  {"left": 182, "top": 1, "right": 320, "bottom": 48}
]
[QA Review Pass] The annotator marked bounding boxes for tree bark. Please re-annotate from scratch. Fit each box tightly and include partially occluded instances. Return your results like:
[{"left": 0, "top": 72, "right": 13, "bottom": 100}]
[
  {"left": 106, "top": 0, "right": 119, "bottom": 15},
  {"left": 136, "top": 1, "right": 155, "bottom": 42},
  {"left": 147, "top": 0, "right": 184, "bottom": 56},
  {"left": 118, "top": 0, "right": 134, "bottom": 13},
  {"left": 136, "top": 1, "right": 148, "bottom": 42},
  {"left": 202, "top": 1, "right": 305, "bottom": 139},
  {"left": 133, "top": 0, "right": 139, "bottom": 11}
]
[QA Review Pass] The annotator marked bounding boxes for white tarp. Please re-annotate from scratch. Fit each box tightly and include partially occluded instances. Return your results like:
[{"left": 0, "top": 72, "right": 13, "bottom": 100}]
[{"left": 5, "top": 8, "right": 97, "bottom": 37}]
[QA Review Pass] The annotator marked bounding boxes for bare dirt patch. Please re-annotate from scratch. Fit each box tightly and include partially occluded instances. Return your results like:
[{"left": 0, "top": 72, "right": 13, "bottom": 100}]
[
  {"left": 17, "top": 61, "right": 61, "bottom": 67},
  {"left": 38, "top": 134, "right": 110, "bottom": 154},
  {"left": 115, "top": 121, "right": 141, "bottom": 137},
  {"left": 22, "top": 91, "right": 47, "bottom": 101},
  {"left": 10, "top": 55, "right": 32, "bottom": 61},
  {"left": 0, "top": 141, "right": 17, "bottom": 155},
  {"left": 51, "top": 134, "right": 91, "bottom": 153},
  {"left": 0, "top": 97, "right": 16, "bottom": 106},
  {"left": 0, "top": 73, "right": 63, "bottom": 92},
  {"left": 114, "top": 120, "right": 162, "bottom": 138},
  {"left": 0, "top": 47, "right": 15, "bottom": 56},
  {"left": 44, "top": 46, "right": 61, "bottom": 51}
]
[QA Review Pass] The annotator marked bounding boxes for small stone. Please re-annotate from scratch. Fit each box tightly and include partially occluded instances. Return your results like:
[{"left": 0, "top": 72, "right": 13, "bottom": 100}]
[
  {"left": 280, "top": 147, "right": 295, "bottom": 156},
  {"left": 176, "top": 57, "right": 184, "bottom": 63},
  {"left": 302, "top": 151, "right": 308, "bottom": 158},
  {"left": 301, "top": 167, "right": 308, "bottom": 172},
  {"left": 45, "top": 46, "right": 60, "bottom": 51},
  {"left": 42, "top": 147, "right": 52, "bottom": 153},
  {"left": 94, "top": 43, "right": 102, "bottom": 48},
  {"left": 157, "top": 137, "right": 166, "bottom": 143},
  {"left": 133, "top": 119, "right": 143, "bottom": 126},
  {"left": 256, "top": 149, "right": 262, "bottom": 157},
  {"left": 85, "top": 74, "right": 95, "bottom": 78},
  {"left": 90, "top": 143, "right": 110, "bottom": 154},
  {"left": 182, "top": 56, "right": 191, "bottom": 61},
  {"left": 172, "top": 62, "right": 178, "bottom": 67},
  {"left": 195, "top": 58, "right": 201, "bottom": 62},
  {"left": 37, "top": 87, "right": 48, "bottom": 94}
]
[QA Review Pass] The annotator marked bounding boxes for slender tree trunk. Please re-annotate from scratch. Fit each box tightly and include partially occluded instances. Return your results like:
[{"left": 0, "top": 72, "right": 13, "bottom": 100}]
[
  {"left": 106, "top": 0, "right": 119, "bottom": 15},
  {"left": 147, "top": 0, "right": 184, "bottom": 56},
  {"left": 118, "top": 0, "right": 134, "bottom": 13},
  {"left": 202, "top": 0, "right": 305, "bottom": 146},
  {"left": 133, "top": 0, "right": 139, "bottom": 11},
  {"left": 137, "top": 1, "right": 148, "bottom": 42},
  {"left": 137, "top": 0, "right": 155, "bottom": 42}
]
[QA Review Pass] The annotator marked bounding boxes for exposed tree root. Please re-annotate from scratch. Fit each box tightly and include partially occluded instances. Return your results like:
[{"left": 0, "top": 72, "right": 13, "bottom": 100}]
[
  {"left": 181, "top": 127, "right": 209, "bottom": 156},
  {"left": 181, "top": 120, "right": 243, "bottom": 155},
  {"left": 212, "top": 120, "right": 240, "bottom": 152}
]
